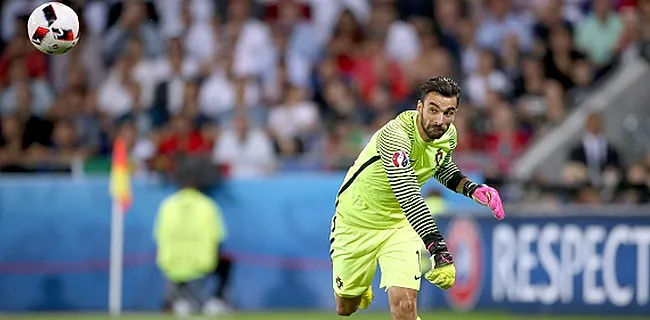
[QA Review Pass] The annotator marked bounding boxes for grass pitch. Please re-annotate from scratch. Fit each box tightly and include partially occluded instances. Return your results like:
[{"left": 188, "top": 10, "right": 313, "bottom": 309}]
[{"left": 0, "top": 312, "right": 644, "bottom": 320}]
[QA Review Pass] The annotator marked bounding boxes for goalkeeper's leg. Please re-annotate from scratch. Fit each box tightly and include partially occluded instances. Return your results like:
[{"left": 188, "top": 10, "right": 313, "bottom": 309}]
[
  {"left": 335, "top": 295, "right": 362, "bottom": 316},
  {"left": 379, "top": 227, "right": 423, "bottom": 320},
  {"left": 330, "top": 216, "right": 379, "bottom": 316},
  {"left": 335, "top": 286, "right": 373, "bottom": 316},
  {"left": 388, "top": 287, "right": 419, "bottom": 320}
]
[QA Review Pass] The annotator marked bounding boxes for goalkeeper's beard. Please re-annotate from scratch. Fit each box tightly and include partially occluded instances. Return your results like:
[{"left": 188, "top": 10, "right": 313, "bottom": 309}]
[{"left": 419, "top": 111, "right": 448, "bottom": 140}]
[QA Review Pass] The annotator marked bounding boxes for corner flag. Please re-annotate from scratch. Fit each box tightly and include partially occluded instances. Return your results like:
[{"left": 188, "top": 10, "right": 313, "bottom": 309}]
[
  {"left": 110, "top": 137, "right": 132, "bottom": 212},
  {"left": 109, "top": 137, "right": 131, "bottom": 315}
]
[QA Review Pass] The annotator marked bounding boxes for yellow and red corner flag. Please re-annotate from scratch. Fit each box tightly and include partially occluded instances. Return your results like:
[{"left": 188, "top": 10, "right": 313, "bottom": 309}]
[{"left": 110, "top": 137, "right": 132, "bottom": 213}]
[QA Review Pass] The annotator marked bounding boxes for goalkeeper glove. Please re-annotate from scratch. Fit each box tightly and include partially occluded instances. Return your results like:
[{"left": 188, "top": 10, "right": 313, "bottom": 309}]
[
  {"left": 469, "top": 184, "right": 505, "bottom": 220},
  {"left": 424, "top": 241, "right": 455, "bottom": 290}
]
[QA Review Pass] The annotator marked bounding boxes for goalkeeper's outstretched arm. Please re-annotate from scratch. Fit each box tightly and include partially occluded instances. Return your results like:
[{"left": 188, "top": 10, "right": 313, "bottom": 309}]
[
  {"left": 376, "top": 124, "right": 445, "bottom": 252},
  {"left": 431, "top": 131, "right": 480, "bottom": 198},
  {"left": 433, "top": 136, "right": 505, "bottom": 220}
]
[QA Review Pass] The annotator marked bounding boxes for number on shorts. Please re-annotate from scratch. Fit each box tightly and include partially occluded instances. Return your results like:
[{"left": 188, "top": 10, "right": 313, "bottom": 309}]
[{"left": 416, "top": 250, "right": 422, "bottom": 274}]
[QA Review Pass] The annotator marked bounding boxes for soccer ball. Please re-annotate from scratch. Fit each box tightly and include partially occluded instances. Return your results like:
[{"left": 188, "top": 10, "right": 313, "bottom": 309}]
[{"left": 27, "top": 2, "right": 80, "bottom": 55}]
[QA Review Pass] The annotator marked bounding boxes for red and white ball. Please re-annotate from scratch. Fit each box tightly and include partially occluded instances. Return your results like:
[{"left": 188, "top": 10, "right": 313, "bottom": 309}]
[{"left": 27, "top": 2, "right": 80, "bottom": 55}]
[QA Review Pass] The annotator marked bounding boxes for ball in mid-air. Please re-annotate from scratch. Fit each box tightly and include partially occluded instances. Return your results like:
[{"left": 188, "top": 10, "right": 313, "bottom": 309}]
[{"left": 27, "top": 2, "right": 80, "bottom": 55}]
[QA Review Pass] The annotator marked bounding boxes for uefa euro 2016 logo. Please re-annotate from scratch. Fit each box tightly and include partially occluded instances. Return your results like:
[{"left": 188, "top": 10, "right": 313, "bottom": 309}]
[
  {"left": 445, "top": 218, "right": 483, "bottom": 311},
  {"left": 391, "top": 150, "right": 409, "bottom": 168}
]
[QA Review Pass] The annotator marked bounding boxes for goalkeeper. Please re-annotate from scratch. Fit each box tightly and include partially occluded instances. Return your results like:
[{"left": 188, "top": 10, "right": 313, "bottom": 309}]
[{"left": 330, "top": 76, "right": 505, "bottom": 320}]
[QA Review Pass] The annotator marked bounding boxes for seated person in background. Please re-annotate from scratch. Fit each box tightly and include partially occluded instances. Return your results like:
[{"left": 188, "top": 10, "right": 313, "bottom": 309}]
[
  {"left": 154, "top": 157, "right": 229, "bottom": 317},
  {"left": 213, "top": 113, "right": 276, "bottom": 178},
  {"left": 617, "top": 163, "right": 650, "bottom": 204},
  {"left": 568, "top": 112, "right": 621, "bottom": 186}
]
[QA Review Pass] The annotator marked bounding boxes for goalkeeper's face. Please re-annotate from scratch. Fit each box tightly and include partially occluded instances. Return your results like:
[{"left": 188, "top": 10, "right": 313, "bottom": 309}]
[{"left": 417, "top": 92, "right": 458, "bottom": 140}]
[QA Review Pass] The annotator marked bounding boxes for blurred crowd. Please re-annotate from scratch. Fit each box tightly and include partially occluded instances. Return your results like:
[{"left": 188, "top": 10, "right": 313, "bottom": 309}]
[
  {"left": 0, "top": 0, "right": 649, "bottom": 204},
  {"left": 487, "top": 112, "right": 650, "bottom": 205}
]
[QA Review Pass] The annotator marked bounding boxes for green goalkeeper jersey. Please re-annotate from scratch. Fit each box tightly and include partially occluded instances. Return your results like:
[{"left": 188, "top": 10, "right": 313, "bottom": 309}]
[{"left": 336, "top": 111, "right": 459, "bottom": 239}]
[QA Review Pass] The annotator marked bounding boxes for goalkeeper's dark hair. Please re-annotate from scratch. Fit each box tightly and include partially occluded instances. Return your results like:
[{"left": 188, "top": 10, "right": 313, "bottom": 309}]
[{"left": 419, "top": 76, "right": 461, "bottom": 106}]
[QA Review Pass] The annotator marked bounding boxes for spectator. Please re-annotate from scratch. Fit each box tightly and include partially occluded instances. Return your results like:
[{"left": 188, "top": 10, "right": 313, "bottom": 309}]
[
  {"left": 618, "top": 162, "right": 650, "bottom": 203},
  {"left": 156, "top": 38, "right": 200, "bottom": 83},
  {"left": 213, "top": 113, "right": 276, "bottom": 178},
  {"left": 451, "top": 107, "right": 477, "bottom": 152},
  {"left": 268, "top": 85, "right": 319, "bottom": 156},
  {"left": 566, "top": 57, "right": 594, "bottom": 105},
  {"left": 0, "top": 114, "right": 24, "bottom": 171},
  {"left": 48, "top": 119, "right": 91, "bottom": 164},
  {"left": 477, "top": 0, "right": 533, "bottom": 53},
  {"left": 103, "top": 0, "right": 163, "bottom": 63},
  {"left": 561, "top": 0, "right": 591, "bottom": 24},
  {"left": 261, "top": 25, "right": 311, "bottom": 97},
  {"left": 457, "top": 18, "right": 480, "bottom": 76},
  {"left": 0, "top": 60, "right": 54, "bottom": 117},
  {"left": 198, "top": 54, "right": 261, "bottom": 122},
  {"left": 483, "top": 103, "right": 530, "bottom": 173},
  {"left": 562, "top": 162, "right": 589, "bottom": 189},
  {"left": 51, "top": 29, "right": 106, "bottom": 93},
  {"left": 543, "top": 80, "right": 568, "bottom": 125},
  {"left": 152, "top": 115, "right": 212, "bottom": 173},
  {"left": 352, "top": 36, "right": 409, "bottom": 106},
  {"left": 568, "top": 112, "right": 622, "bottom": 186},
  {"left": 405, "top": 18, "right": 454, "bottom": 86},
  {"left": 319, "top": 78, "right": 362, "bottom": 125},
  {"left": 327, "top": 9, "right": 365, "bottom": 77},
  {"left": 616, "top": 3, "right": 642, "bottom": 63},
  {"left": 177, "top": 2, "right": 217, "bottom": 63},
  {"left": 310, "top": 56, "right": 338, "bottom": 111},
  {"left": 575, "top": 186, "right": 603, "bottom": 204},
  {"left": 123, "top": 37, "right": 159, "bottom": 110},
  {"left": 2, "top": 1, "right": 46, "bottom": 42},
  {"left": 262, "top": 58, "right": 290, "bottom": 108},
  {"left": 367, "top": 3, "right": 420, "bottom": 64},
  {"left": 97, "top": 53, "right": 139, "bottom": 119},
  {"left": 12, "top": 85, "right": 54, "bottom": 153},
  {"left": 543, "top": 26, "right": 585, "bottom": 90},
  {"left": 118, "top": 82, "right": 155, "bottom": 137},
  {"left": 532, "top": 0, "right": 574, "bottom": 46},
  {"left": 0, "top": 15, "right": 49, "bottom": 85},
  {"left": 322, "top": 119, "right": 365, "bottom": 170},
  {"left": 116, "top": 121, "right": 155, "bottom": 176},
  {"left": 225, "top": 0, "right": 274, "bottom": 78},
  {"left": 500, "top": 33, "right": 524, "bottom": 77},
  {"left": 156, "top": 0, "right": 213, "bottom": 38},
  {"left": 58, "top": 62, "right": 90, "bottom": 94},
  {"left": 178, "top": 81, "right": 210, "bottom": 128},
  {"left": 433, "top": 0, "right": 465, "bottom": 60},
  {"left": 152, "top": 39, "right": 200, "bottom": 126},
  {"left": 268, "top": 0, "right": 320, "bottom": 63},
  {"left": 639, "top": 0, "right": 650, "bottom": 41},
  {"left": 574, "top": 0, "right": 624, "bottom": 67},
  {"left": 51, "top": 90, "right": 102, "bottom": 155},
  {"left": 157, "top": 116, "right": 211, "bottom": 156},
  {"left": 465, "top": 49, "right": 509, "bottom": 108},
  {"left": 513, "top": 55, "right": 546, "bottom": 100}
]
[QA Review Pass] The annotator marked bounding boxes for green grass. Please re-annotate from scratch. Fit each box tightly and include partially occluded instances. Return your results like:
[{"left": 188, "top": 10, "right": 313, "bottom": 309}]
[{"left": 0, "top": 312, "right": 645, "bottom": 320}]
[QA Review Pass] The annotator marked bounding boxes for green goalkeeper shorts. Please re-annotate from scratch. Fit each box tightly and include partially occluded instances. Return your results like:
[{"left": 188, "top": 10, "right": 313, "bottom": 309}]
[{"left": 329, "top": 214, "right": 425, "bottom": 297}]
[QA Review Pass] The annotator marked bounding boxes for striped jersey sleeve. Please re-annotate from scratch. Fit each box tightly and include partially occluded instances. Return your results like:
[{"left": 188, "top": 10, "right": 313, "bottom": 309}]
[
  {"left": 433, "top": 129, "right": 461, "bottom": 189},
  {"left": 376, "top": 123, "right": 443, "bottom": 248}
]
